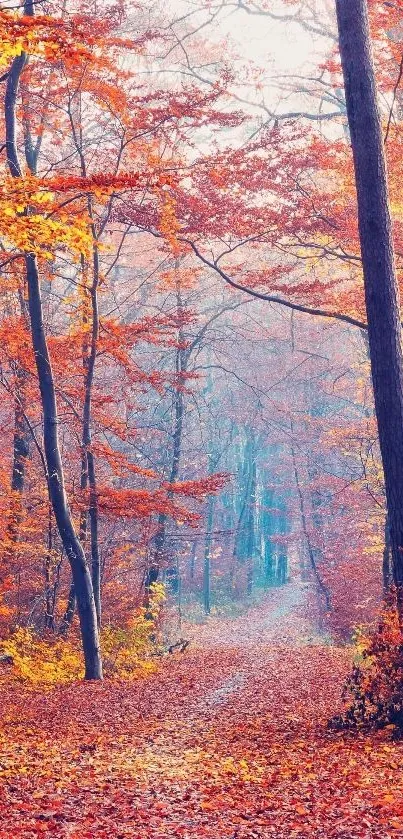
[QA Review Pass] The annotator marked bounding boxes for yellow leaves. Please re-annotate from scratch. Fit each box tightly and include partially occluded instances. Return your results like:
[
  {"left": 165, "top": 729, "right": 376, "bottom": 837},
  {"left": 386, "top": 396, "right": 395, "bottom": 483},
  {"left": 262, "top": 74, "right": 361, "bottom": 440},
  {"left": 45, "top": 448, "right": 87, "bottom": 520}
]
[
  {"left": 1, "top": 628, "right": 83, "bottom": 685},
  {"left": 390, "top": 200, "right": 403, "bottom": 219},
  {"left": 102, "top": 583, "right": 166, "bottom": 678},
  {"left": 377, "top": 793, "right": 396, "bottom": 805},
  {"left": 0, "top": 39, "right": 24, "bottom": 68},
  {"left": 0, "top": 175, "right": 92, "bottom": 260},
  {"left": 0, "top": 588, "right": 165, "bottom": 685},
  {"left": 1, "top": 207, "right": 90, "bottom": 260},
  {"left": 0, "top": 171, "right": 156, "bottom": 261},
  {"left": 148, "top": 580, "right": 166, "bottom": 612},
  {"left": 0, "top": 18, "right": 42, "bottom": 67},
  {"left": 30, "top": 189, "right": 54, "bottom": 205},
  {"left": 101, "top": 623, "right": 158, "bottom": 678}
]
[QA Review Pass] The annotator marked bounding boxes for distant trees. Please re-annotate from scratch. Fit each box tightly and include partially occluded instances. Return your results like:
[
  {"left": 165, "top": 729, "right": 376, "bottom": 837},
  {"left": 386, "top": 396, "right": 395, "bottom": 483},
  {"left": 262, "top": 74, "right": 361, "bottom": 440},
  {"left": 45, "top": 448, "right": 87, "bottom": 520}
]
[{"left": 182, "top": 0, "right": 403, "bottom": 619}]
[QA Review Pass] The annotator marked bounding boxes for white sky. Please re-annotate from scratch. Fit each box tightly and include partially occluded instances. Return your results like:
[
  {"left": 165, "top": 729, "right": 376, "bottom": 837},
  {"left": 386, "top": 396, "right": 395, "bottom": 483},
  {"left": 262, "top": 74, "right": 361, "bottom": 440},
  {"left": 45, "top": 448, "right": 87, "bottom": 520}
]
[
  {"left": 219, "top": 9, "right": 326, "bottom": 72},
  {"left": 167, "top": 1, "right": 335, "bottom": 117}
]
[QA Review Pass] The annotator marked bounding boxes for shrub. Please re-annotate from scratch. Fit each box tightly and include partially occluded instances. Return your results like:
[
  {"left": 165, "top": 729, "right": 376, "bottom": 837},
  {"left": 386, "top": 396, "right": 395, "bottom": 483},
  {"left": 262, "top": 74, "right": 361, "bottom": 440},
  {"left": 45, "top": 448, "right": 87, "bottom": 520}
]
[
  {"left": 1, "top": 627, "right": 82, "bottom": 684},
  {"left": 330, "top": 594, "right": 403, "bottom": 734},
  {"left": 0, "top": 583, "right": 166, "bottom": 684}
]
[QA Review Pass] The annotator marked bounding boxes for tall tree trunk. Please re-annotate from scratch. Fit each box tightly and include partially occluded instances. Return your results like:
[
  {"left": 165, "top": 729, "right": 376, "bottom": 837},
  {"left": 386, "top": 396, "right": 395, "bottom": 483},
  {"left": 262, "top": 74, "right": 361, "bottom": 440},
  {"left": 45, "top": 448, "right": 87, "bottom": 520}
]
[
  {"left": 189, "top": 539, "right": 197, "bottom": 581},
  {"left": 245, "top": 436, "right": 257, "bottom": 595},
  {"left": 61, "top": 578, "right": 77, "bottom": 633},
  {"left": 63, "top": 87, "right": 103, "bottom": 627},
  {"left": 145, "top": 276, "right": 185, "bottom": 600},
  {"left": 82, "top": 240, "right": 101, "bottom": 627},
  {"left": 291, "top": 439, "right": 331, "bottom": 613},
  {"left": 2, "top": 367, "right": 30, "bottom": 586},
  {"left": 25, "top": 255, "right": 102, "bottom": 678},
  {"left": 202, "top": 438, "right": 221, "bottom": 615},
  {"left": 11, "top": 370, "right": 30, "bottom": 495},
  {"left": 60, "top": 450, "right": 88, "bottom": 633},
  {"left": 203, "top": 494, "right": 214, "bottom": 615},
  {"left": 44, "top": 504, "right": 54, "bottom": 630},
  {"left": 336, "top": 0, "right": 403, "bottom": 606},
  {"left": 2, "top": 42, "right": 45, "bottom": 598},
  {"left": 233, "top": 429, "right": 257, "bottom": 595},
  {"left": 4, "top": 7, "right": 102, "bottom": 679},
  {"left": 383, "top": 513, "right": 392, "bottom": 595},
  {"left": 261, "top": 484, "right": 275, "bottom": 584},
  {"left": 69, "top": 89, "right": 102, "bottom": 627},
  {"left": 144, "top": 362, "right": 185, "bottom": 597}
]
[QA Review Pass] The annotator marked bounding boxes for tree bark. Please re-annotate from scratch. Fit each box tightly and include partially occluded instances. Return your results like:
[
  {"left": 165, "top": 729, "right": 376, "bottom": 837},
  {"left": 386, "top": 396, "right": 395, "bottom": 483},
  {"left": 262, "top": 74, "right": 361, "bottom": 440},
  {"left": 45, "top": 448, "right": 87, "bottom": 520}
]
[
  {"left": 82, "top": 242, "right": 101, "bottom": 628},
  {"left": 336, "top": 0, "right": 403, "bottom": 606},
  {"left": 11, "top": 372, "right": 30, "bottom": 494},
  {"left": 144, "top": 276, "right": 185, "bottom": 600},
  {"left": 4, "top": 4, "right": 102, "bottom": 678},
  {"left": 2, "top": 368, "right": 30, "bottom": 583},
  {"left": 25, "top": 255, "right": 102, "bottom": 678},
  {"left": 383, "top": 514, "right": 392, "bottom": 595},
  {"left": 203, "top": 494, "right": 214, "bottom": 615},
  {"left": 291, "top": 437, "right": 331, "bottom": 613}
]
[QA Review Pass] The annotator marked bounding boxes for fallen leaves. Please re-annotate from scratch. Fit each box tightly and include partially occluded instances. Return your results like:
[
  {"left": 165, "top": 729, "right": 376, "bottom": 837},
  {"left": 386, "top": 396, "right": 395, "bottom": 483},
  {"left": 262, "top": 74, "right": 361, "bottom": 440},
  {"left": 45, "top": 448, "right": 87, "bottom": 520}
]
[{"left": 0, "top": 600, "right": 403, "bottom": 838}]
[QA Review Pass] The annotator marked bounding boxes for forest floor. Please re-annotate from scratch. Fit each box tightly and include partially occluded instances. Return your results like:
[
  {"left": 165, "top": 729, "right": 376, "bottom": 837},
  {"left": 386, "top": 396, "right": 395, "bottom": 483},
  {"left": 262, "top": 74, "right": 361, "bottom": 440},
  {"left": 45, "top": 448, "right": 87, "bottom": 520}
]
[{"left": 1, "top": 586, "right": 403, "bottom": 838}]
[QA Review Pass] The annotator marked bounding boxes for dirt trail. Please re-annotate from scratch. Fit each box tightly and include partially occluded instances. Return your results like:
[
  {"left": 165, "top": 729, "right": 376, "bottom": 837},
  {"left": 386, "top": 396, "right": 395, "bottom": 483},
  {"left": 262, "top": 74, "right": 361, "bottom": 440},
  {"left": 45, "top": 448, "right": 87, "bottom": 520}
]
[
  {"left": 183, "top": 580, "right": 322, "bottom": 649},
  {"left": 1, "top": 587, "right": 403, "bottom": 838}
]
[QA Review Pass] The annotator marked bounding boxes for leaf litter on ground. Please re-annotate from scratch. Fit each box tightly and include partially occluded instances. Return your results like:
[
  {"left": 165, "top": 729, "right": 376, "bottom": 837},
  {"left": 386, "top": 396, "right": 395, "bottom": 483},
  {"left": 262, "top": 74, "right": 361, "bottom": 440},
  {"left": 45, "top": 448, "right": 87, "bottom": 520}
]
[{"left": 0, "top": 586, "right": 402, "bottom": 838}]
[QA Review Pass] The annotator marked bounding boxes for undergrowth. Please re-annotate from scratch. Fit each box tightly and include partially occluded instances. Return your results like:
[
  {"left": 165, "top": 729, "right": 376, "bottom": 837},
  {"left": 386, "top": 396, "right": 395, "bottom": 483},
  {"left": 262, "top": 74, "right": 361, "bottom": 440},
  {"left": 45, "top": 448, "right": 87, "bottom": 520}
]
[
  {"left": 331, "top": 593, "right": 403, "bottom": 734},
  {"left": 0, "top": 582, "right": 166, "bottom": 685}
]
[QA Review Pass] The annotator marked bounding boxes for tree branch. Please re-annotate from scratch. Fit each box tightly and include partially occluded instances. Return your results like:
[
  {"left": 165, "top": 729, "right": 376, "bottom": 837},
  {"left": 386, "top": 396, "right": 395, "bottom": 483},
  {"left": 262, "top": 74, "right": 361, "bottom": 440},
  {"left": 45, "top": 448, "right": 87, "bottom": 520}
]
[{"left": 184, "top": 239, "right": 368, "bottom": 330}]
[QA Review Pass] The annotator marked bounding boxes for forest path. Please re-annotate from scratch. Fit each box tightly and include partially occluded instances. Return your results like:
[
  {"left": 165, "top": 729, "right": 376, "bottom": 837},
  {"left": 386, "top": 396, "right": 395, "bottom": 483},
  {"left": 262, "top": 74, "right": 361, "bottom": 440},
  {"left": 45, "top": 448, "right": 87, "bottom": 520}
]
[
  {"left": 1, "top": 594, "right": 403, "bottom": 838},
  {"left": 182, "top": 580, "right": 323, "bottom": 650}
]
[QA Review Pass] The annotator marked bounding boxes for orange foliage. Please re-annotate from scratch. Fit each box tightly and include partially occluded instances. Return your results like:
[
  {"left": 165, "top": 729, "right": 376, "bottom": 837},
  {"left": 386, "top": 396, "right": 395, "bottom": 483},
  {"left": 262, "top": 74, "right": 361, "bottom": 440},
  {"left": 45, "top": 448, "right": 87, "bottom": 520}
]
[
  {"left": 334, "top": 597, "right": 403, "bottom": 733},
  {"left": 0, "top": 596, "right": 403, "bottom": 837}
]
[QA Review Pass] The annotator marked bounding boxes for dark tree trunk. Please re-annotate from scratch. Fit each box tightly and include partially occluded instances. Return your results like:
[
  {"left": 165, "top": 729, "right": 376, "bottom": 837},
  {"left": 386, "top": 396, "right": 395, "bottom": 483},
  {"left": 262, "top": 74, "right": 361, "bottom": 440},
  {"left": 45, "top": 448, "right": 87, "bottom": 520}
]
[
  {"left": 245, "top": 441, "right": 256, "bottom": 596},
  {"left": 44, "top": 505, "right": 55, "bottom": 630},
  {"left": 4, "top": 12, "right": 102, "bottom": 679},
  {"left": 2, "top": 370, "right": 30, "bottom": 581},
  {"left": 64, "top": 93, "right": 102, "bottom": 628},
  {"left": 336, "top": 0, "right": 403, "bottom": 605},
  {"left": 189, "top": 539, "right": 197, "bottom": 581},
  {"left": 383, "top": 514, "right": 392, "bottom": 595},
  {"left": 60, "top": 237, "right": 102, "bottom": 633},
  {"left": 11, "top": 378, "right": 29, "bottom": 494},
  {"left": 60, "top": 417, "right": 90, "bottom": 632},
  {"left": 61, "top": 579, "right": 77, "bottom": 633},
  {"left": 25, "top": 256, "right": 102, "bottom": 679},
  {"left": 233, "top": 431, "right": 256, "bottom": 563},
  {"left": 202, "top": 439, "right": 220, "bottom": 615},
  {"left": 82, "top": 242, "right": 101, "bottom": 628}
]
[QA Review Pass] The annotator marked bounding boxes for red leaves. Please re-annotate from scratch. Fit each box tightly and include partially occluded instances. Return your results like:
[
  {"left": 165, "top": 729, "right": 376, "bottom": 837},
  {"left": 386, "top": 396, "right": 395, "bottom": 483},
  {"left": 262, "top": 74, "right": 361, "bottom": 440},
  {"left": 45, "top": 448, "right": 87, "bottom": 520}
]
[
  {"left": 48, "top": 172, "right": 167, "bottom": 195},
  {"left": 1, "top": 604, "right": 403, "bottom": 838},
  {"left": 96, "top": 485, "right": 199, "bottom": 525},
  {"left": 95, "top": 472, "right": 227, "bottom": 523},
  {"left": 0, "top": 7, "right": 160, "bottom": 66},
  {"left": 162, "top": 474, "right": 229, "bottom": 498}
]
